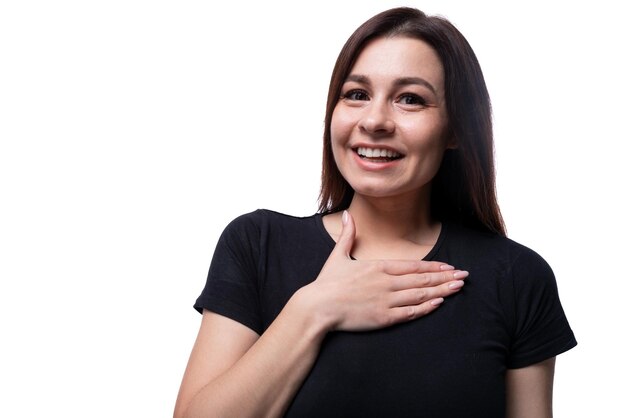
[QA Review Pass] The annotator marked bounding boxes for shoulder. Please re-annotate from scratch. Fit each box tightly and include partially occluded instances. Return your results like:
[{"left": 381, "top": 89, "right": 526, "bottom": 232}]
[
  {"left": 222, "top": 209, "right": 326, "bottom": 245},
  {"left": 217, "top": 209, "right": 334, "bottom": 272},
  {"left": 211, "top": 209, "right": 323, "bottom": 267},
  {"left": 225, "top": 209, "right": 320, "bottom": 231},
  {"left": 446, "top": 222, "right": 544, "bottom": 259},
  {"left": 444, "top": 222, "right": 552, "bottom": 274}
]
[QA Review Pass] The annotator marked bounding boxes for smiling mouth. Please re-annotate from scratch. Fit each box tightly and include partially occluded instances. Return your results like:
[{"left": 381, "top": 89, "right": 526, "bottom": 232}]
[{"left": 355, "top": 147, "right": 404, "bottom": 162}]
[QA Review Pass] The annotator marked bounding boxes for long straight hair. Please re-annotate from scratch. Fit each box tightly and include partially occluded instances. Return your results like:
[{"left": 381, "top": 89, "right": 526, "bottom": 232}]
[{"left": 318, "top": 7, "right": 506, "bottom": 236}]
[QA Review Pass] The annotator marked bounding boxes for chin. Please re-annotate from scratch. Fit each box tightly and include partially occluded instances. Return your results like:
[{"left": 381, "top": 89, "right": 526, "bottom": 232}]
[{"left": 352, "top": 186, "right": 407, "bottom": 199}]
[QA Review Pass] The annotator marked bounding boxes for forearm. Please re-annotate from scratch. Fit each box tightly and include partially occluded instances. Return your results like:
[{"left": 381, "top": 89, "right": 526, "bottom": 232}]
[{"left": 182, "top": 290, "right": 327, "bottom": 418}]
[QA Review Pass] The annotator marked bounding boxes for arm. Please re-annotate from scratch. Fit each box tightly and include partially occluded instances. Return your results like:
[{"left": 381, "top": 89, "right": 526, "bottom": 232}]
[
  {"left": 174, "top": 211, "right": 467, "bottom": 418},
  {"left": 174, "top": 296, "right": 328, "bottom": 418},
  {"left": 505, "top": 357, "right": 556, "bottom": 418}
]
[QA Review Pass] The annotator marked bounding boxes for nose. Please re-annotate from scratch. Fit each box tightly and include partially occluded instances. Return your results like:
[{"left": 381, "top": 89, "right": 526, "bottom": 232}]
[{"left": 358, "top": 99, "right": 395, "bottom": 135}]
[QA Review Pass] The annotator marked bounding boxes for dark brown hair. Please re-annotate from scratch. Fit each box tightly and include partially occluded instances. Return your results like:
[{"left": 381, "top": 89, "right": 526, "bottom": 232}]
[{"left": 318, "top": 7, "right": 506, "bottom": 236}]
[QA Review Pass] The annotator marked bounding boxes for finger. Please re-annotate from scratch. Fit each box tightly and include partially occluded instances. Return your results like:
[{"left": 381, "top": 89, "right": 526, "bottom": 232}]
[
  {"left": 387, "top": 298, "right": 445, "bottom": 323},
  {"left": 381, "top": 259, "right": 456, "bottom": 275},
  {"left": 332, "top": 210, "right": 356, "bottom": 259},
  {"left": 389, "top": 277, "right": 465, "bottom": 305},
  {"left": 389, "top": 270, "right": 469, "bottom": 291}
]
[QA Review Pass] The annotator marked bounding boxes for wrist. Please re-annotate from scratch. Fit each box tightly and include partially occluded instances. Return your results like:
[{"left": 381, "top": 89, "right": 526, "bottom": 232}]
[{"left": 286, "top": 284, "right": 335, "bottom": 342}]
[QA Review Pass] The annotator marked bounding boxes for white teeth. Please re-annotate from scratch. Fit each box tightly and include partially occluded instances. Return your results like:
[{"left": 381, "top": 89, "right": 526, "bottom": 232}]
[{"left": 357, "top": 147, "right": 400, "bottom": 158}]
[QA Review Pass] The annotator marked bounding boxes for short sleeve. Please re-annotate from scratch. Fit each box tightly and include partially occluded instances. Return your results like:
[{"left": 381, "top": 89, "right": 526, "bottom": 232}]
[
  {"left": 193, "top": 214, "right": 263, "bottom": 335},
  {"left": 506, "top": 248, "right": 577, "bottom": 368}
]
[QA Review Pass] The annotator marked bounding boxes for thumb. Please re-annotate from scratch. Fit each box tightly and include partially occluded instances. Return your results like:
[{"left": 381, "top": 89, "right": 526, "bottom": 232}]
[{"left": 334, "top": 210, "right": 356, "bottom": 259}]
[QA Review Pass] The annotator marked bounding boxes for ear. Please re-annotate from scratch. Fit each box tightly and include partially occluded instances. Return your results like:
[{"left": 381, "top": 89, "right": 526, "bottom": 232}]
[{"left": 446, "top": 135, "right": 459, "bottom": 150}]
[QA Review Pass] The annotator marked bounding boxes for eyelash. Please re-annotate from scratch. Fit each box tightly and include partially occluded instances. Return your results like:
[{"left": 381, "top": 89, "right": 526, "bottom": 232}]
[
  {"left": 341, "top": 89, "right": 427, "bottom": 106},
  {"left": 342, "top": 89, "right": 369, "bottom": 101},
  {"left": 398, "top": 93, "right": 426, "bottom": 106}
]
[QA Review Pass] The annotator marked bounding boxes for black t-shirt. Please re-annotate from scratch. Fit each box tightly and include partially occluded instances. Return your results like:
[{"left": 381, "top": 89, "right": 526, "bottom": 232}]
[{"left": 194, "top": 209, "right": 577, "bottom": 417}]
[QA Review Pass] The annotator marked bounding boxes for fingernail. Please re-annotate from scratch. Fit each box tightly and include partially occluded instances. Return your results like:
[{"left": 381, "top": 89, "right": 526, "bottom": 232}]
[
  {"left": 448, "top": 280, "right": 465, "bottom": 290},
  {"left": 431, "top": 298, "right": 444, "bottom": 306},
  {"left": 440, "top": 264, "right": 455, "bottom": 271},
  {"left": 342, "top": 210, "right": 348, "bottom": 225},
  {"left": 453, "top": 270, "right": 469, "bottom": 279}
]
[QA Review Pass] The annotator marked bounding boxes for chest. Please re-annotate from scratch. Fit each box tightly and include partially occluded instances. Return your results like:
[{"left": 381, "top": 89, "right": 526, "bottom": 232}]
[
  {"left": 284, "top": 286, "right": 509, "bottom": 417},
  {"left": 256, "top": 233, "right": 513, "bottom": 416}
]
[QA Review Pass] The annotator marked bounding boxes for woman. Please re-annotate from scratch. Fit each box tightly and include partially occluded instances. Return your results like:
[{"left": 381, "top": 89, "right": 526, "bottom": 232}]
[{"left": 174, "top": 7, "right": 576, "bottom": 418}]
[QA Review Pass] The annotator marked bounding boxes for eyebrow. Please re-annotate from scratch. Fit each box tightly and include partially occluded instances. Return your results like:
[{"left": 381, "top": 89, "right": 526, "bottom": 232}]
[{"left": 345, "top": 74, "right": 437, "bottom": 94}]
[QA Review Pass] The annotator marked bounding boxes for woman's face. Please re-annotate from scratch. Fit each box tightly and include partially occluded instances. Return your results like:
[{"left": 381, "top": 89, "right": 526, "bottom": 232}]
[{"left": 330, "top": 36, "right": 451, "bottom": 202}]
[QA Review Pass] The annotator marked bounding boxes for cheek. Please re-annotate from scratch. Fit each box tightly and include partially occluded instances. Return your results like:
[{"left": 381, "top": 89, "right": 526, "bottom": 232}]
[
  {"left": 403, "top": 118, "right": 449, "bottom": 151},
  {"left": 329, "top": 112, "right": 352, "bottom": 154}
]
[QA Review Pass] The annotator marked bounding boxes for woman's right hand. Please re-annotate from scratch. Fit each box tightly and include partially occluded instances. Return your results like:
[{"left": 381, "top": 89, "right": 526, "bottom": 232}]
[{"left": 302, "top": 211, "right": 467, "bottom": 333}]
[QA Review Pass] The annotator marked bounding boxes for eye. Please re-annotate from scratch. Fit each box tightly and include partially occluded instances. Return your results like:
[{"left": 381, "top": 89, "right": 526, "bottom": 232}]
[
  {"left": 397, "top": 93, "right": 426, "bottom": 106},
  {"left": 343, "top": 89, "right": 369, "bottom": 101}
]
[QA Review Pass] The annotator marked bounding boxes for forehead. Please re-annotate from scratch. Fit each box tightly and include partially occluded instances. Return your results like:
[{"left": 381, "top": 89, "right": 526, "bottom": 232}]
[{"left": 349, "top": 36, "right": 445, "bottom": 90}]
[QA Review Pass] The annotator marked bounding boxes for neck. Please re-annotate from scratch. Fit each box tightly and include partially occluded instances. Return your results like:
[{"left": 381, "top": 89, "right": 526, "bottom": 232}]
[{"left": 347, "top": 192, "right": 437, "bottom": 246}]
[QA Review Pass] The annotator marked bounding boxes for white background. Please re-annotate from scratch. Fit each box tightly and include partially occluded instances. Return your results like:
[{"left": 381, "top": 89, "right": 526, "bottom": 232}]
[{"left": 1, "top": 0, "right": 624, "bottom": 416}]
